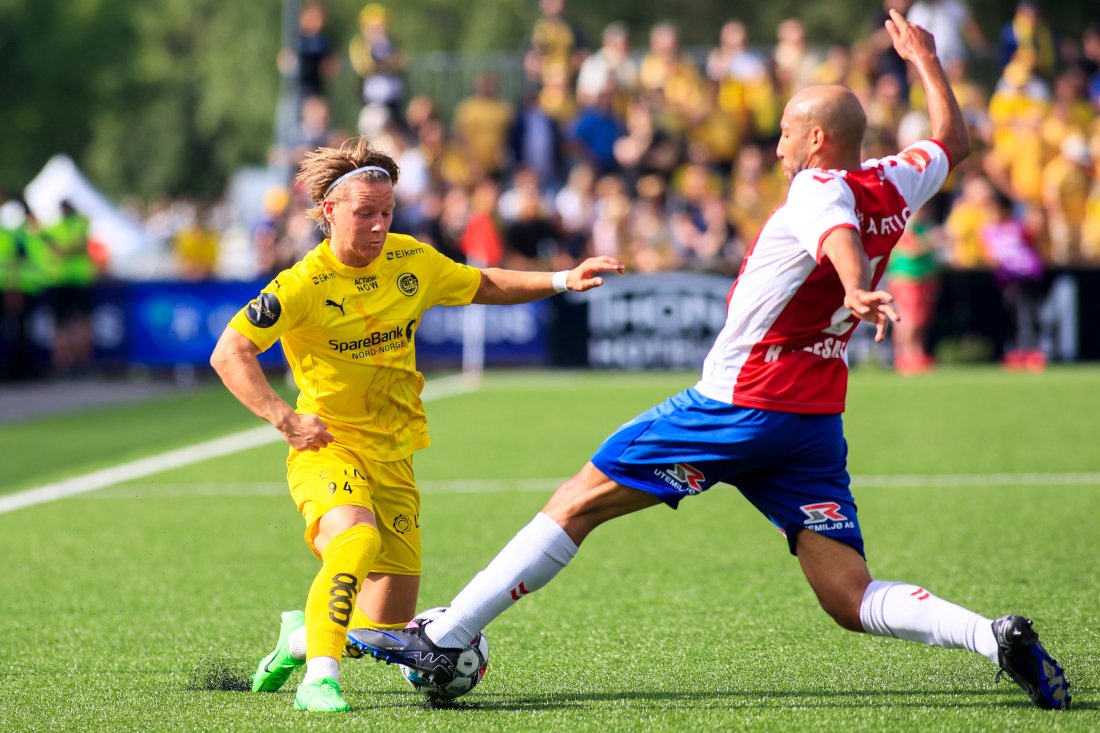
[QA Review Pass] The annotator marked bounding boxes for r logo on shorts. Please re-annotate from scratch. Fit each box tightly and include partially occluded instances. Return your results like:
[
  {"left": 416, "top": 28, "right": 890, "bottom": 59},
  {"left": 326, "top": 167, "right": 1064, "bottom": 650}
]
[{"left": 591, "top": 388, "right": 864, "bottom": 558}]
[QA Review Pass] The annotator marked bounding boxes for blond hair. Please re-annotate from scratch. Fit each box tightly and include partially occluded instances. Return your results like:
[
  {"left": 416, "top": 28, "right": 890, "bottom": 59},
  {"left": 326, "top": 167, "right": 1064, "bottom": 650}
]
[{"left": 296, "top": 137, "right": 400, "bottom": 234}]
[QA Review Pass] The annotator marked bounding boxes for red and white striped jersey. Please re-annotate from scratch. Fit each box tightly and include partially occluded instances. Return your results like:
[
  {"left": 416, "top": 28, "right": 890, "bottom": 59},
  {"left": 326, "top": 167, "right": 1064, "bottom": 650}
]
[{"left": 694, "top": 139, "right": 952, "bottom": 413}]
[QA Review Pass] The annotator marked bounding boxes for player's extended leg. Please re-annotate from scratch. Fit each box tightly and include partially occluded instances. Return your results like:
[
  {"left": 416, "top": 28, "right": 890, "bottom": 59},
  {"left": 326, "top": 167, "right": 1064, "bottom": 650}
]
[
  {"left": 346, "top": 462, "right": 661, "bottom": 674},
  {"left": 266, "top": 573, "right": 419, "bottom": 668},
  {"left": 294, "top": 505, "right": 381, "bottom": 712},
  {"left": 543, "top": 461, "right": 665, "bottom": 544},
  {"left": 795, "top": 529, "right": 1070, "bottom": 710},
  {"left": 356, "top": 573, "right": 420, "bottom": 624},
  {"left": 794, "top": 528, "right": 872, "bottom": 631},
  {"left": 345, "top": 458, "right": 425, "bottom": 646},
  {"left": 280, "top": 458, "right": 425, "bottom": 666}
]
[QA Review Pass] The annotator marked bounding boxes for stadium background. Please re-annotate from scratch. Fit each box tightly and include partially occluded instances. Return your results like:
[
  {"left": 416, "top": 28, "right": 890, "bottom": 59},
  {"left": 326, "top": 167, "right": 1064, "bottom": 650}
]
[
  {"left": 2, "top": 4, "right": 1099, "bottom": 728},
  {"left": 2, "top": 0, "right": 1100, "bottom": 383}
]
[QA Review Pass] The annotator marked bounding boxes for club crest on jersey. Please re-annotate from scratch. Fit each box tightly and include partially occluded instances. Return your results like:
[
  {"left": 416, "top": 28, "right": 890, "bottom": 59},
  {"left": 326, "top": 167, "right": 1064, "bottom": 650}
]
[
  {"left": 245, "top": 292, "right": 281, "bottom": 328},
  {"left": 397, "top": 272, "right": 419, "bottom": 296},
  {"left": 653, "top": 463, "right": 706, "bottom": 495}
]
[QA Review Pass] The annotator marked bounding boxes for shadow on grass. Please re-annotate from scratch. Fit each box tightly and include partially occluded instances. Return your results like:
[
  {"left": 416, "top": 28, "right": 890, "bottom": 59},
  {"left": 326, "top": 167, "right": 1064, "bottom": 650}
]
[
  {"left": 179, "top": 662, "right": 1091, "bottom": 713},
  {"left": 460, "top": 687, "right": 1091, "bottom": 712}
]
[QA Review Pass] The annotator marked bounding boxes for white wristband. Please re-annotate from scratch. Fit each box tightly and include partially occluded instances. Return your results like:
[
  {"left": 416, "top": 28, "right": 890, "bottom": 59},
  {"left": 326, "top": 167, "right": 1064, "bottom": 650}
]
[{"left": 551, "top": 270, "right": 569, "bottom": 293}]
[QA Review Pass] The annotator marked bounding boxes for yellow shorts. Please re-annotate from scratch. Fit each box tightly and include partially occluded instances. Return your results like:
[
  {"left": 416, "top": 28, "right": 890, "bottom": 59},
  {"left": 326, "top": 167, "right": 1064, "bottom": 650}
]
[{"left": 287, "top": 443, "right": 421, "bottom": 575}]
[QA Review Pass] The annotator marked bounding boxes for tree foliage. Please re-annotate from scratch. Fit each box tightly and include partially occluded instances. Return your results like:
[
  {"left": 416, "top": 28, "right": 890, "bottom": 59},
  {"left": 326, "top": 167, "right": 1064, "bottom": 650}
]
[{"left": 1, "top": 0, "right": 1094, "bottom": 200}]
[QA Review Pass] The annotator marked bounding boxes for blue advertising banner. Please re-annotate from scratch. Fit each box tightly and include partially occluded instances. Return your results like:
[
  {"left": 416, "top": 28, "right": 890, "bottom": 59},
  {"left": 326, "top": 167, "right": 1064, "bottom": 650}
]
[
  {"left": 123, "top": 281, "right": 285, "bottom": 366},
  {"left": 79, "top": 281, "right": 549, "bottom": 369},
  {"left": 551, "top": 273, "right": 734, "bottom": 369},
  {"left": 415, "top": 301, "right": 550, "bottom": 366},
  {"left": 9, "top": 268, "right": 1096, "bottom": 378}
]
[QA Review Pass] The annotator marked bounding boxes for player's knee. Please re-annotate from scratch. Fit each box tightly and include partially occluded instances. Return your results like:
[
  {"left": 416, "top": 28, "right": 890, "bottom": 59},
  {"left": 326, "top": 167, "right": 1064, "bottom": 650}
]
[
  {"left": 541, "top": 472, "right": 588, "bottom": 516},
  {"left": 813, "top": 583, "right": 868, "bottom": 632},
  {"left": 820, "top": 600, "right": 864, "bottom": 632},
  {"left": 541, "top": 475, "right": 611, "bottom": 543},
  {"left": 315, "top": 505, "right": 377, "bottom": 551},
  {"left": 324, "top": 523, "right": 380, "bottom": 558}
]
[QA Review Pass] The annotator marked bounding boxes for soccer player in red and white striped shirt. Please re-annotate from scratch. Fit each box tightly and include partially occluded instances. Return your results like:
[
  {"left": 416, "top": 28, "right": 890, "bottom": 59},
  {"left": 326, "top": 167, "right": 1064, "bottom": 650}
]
[{"left": 349, "top": 11, "right": 1069, "bottom": 710}]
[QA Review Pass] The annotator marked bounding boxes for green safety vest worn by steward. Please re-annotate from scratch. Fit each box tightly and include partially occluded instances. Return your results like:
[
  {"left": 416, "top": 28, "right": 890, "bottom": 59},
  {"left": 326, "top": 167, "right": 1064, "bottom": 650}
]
[
  {"left": 47, "top": 214, "right": 96, "bottom": 287},
  {"left": 0, "top": 226, "right": 50, "bottom": 295}
]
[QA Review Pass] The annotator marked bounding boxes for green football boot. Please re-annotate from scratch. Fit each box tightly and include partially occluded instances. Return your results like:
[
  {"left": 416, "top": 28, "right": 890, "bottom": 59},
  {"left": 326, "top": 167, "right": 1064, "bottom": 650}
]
[
  {"left": 294, "top": 677, "right": 350, "bottom": 712},
  {"left": 251, "top": 610, "right": 306, "bottom": 692}
]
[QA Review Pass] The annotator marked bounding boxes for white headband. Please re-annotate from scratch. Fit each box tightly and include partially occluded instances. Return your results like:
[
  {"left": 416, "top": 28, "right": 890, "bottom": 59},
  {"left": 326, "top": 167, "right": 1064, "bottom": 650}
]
[{"left": 323, "top": 165, "right": 391, "bottom": 199}]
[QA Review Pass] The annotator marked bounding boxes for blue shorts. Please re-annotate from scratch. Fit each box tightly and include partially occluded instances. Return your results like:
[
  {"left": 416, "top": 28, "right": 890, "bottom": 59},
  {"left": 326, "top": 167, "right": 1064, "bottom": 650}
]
[{"left": 590, "top": 388, "right": 863, "bottom": 557}]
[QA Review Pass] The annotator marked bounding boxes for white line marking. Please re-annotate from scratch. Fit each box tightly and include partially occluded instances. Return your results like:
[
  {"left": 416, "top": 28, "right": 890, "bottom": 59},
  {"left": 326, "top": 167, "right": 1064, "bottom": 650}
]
[
  {"left": 77, "top": 472, "right": 1100, "bottom": 500},
  {"left": 0, "top": 426, "right": 280, "bottom": 513},
  {"left": 85, "top": 477, "right": 570, "bottom": 499},
  {"left": 0, "top": 374, "right": 478, "bottom": 514},
  {"left": 855, "top": 473, "right": 1100, "bottom": 488}
]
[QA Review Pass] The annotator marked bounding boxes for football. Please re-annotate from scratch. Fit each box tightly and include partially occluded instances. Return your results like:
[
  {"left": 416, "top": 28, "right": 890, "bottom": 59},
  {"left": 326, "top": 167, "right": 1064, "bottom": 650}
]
[{"left": 399, "top": 606, "right": 489, "bottom": 700}]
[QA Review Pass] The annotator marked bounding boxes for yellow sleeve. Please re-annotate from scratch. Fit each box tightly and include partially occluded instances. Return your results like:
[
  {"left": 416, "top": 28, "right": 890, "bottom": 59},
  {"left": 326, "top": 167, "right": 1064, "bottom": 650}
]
[
  {"left": 425, "top": 246, "right": 481, "bottom": 308},
  {"left": 227, "top": 273, "right": 308, "bottom": 352}
]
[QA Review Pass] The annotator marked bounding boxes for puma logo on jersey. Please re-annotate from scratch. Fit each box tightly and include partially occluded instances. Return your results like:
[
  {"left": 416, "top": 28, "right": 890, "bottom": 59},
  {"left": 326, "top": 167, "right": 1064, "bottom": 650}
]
[{"left": 325, "top": 297, "right": 346, "bottom": 316}]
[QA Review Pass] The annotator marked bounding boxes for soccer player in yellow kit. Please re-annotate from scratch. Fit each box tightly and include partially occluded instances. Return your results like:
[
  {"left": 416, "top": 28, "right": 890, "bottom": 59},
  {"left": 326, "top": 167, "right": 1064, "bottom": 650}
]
[{"left": 210, "top": 137, "right": 622, "bottom": 712}]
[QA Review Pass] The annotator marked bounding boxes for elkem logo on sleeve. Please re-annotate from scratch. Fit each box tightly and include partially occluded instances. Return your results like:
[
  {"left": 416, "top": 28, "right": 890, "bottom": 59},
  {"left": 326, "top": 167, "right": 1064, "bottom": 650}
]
[{"left": 246, "top": 292, "right": 282, "bottom": 328}]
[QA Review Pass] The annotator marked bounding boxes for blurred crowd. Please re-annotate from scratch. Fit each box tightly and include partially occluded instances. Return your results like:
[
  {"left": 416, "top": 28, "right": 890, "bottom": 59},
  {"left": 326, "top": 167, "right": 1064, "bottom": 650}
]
[
  {"left": 4, "top": 0, "right": 1100, "bottom": 378},
  {"left": 248, "top": 0, "right": 1100, "bottom": 281}
]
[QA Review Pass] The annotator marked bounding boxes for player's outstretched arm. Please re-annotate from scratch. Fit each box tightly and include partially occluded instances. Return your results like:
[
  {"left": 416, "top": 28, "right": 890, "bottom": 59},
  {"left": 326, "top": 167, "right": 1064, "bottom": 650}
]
[
  {"left": 472, "top": 256, "right": 625, "bottom": 305},
  {"left": 210, "top": 328, "right": 333, "bottom": 451},
  {"left": 821, "top": 227, "right": 900, "bottom": 343},
  {"left": 886, "top": 8, "right": 969, "bottom": 165}
]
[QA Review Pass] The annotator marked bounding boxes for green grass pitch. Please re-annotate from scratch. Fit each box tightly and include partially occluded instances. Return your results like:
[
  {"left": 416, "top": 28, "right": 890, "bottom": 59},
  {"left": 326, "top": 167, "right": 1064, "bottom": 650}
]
[{"left": 1, "top": 367, "right": 1097, "bottom": 731}]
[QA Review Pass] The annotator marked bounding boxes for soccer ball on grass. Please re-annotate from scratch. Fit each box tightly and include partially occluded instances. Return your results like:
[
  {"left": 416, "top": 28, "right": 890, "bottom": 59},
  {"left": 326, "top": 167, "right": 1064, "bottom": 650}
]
[{"left": 400, "top": 606, "right": 489, "bottom": 700}]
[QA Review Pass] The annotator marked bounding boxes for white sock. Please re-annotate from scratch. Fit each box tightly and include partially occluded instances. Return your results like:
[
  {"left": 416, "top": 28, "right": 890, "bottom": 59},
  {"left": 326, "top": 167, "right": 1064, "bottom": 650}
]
[
  {"left": 301, "top": 655, "right": 340, "bottom": 684},
  {"left": 859, "top": 580, "right": 999, "bottom": 663},
  {"left": 289, "top": 627, "right": 307, "bottom": 660},
  {"left": 426, "top": 512, "right": 578, "bottom": 649}
]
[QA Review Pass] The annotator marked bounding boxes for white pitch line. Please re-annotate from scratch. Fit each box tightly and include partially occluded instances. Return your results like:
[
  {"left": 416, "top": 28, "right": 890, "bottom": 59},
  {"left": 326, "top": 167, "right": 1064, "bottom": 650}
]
[
  {"left": 0, "top": 426, "right": 280, "bottom": 514},
  {"left": 84, "top": 477, "right": 570, "bottom": 499},
  {"left": 77, "top": 472, "right": 1100, "bottom": 501},
  {"left": 0, "top": 374, "right": 479, "bottom": 515},
  {"left": 855, "top": 472, "right": 1100, "bottom": 488}
]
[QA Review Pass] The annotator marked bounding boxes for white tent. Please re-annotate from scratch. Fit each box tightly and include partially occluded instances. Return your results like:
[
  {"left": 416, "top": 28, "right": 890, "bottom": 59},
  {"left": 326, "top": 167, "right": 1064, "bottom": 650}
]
[{"left": 24, "top": 154, "right": 155, "bottom": 277}]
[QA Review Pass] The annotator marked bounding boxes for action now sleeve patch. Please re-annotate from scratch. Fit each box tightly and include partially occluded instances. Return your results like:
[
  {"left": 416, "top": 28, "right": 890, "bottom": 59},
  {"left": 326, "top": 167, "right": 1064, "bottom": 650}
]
[{"left": 245, "top": 292, "right": 282, "bottom": 328}]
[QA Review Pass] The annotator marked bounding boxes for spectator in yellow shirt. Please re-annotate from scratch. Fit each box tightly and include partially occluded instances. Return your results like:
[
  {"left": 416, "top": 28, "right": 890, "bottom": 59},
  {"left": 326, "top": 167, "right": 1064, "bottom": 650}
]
[
  {"left": 1041, "top": 134, "right": 1092, "bottom": 263},
  {"left": 944, "top": 173, "right": 996, "bottom": 268}
]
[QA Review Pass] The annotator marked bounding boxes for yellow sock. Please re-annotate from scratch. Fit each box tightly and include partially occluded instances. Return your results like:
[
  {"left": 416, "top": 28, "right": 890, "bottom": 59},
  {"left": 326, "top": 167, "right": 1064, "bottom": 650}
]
[
  {"left": 305, "top": 524, "right": 380, "bottom": 660},
  {"left": 349, "top": 605, "right": 408, "bottom": 631}
]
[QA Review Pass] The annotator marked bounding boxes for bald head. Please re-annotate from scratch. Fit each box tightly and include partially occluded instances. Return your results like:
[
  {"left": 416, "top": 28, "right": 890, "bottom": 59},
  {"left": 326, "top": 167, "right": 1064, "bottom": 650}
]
[
  {"left": 777, "top": 85, "right": 868, "bottom": 180},
  {"left": 787, "top": 85, "right": 867, "bottom": 155}
]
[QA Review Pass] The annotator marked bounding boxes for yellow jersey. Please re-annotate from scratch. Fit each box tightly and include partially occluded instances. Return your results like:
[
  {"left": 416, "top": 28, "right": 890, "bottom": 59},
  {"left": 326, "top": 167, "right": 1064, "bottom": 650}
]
[{"left": 229, "top": 235, "right": 481, "bottom": 461}]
